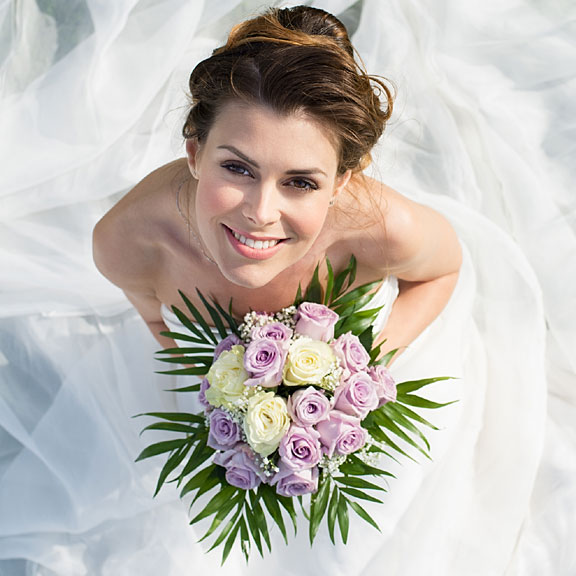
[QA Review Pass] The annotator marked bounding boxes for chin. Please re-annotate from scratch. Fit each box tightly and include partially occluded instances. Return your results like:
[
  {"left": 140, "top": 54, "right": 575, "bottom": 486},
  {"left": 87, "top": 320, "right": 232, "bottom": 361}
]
[{"left": 218, "top": 262, "right": 280, "bottom": 290}]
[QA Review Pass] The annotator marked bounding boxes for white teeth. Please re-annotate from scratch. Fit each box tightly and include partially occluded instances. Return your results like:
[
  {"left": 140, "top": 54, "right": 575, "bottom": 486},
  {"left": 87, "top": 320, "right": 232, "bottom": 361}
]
[{"left": 231, "top": 229, "right": 279, "bottom": 250}]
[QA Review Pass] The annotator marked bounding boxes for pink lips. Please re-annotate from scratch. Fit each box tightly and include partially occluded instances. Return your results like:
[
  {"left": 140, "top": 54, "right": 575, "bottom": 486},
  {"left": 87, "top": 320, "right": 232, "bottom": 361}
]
[{"left": 224, "top": 225, "right": 285, "bottom": 260}]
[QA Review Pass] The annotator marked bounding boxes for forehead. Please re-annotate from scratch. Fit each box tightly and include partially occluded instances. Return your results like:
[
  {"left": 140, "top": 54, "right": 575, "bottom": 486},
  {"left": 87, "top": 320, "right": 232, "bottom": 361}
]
[{"left": 204, "top": 101, "right": 340, "bottom": 169}]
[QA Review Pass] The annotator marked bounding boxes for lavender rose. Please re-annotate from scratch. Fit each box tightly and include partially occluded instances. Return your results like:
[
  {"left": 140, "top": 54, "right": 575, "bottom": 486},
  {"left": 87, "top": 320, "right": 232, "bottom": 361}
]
[
  {"left": 278, "top": 424, "right": 322, "bottom": 470},
  {"left": 316, "top": 410, "right": 367, "bottom": 457},
  {"left": 214, "top": 334, "right": 242, "bottom": 360},
  {"left": 198, "top": 378, "right": 211, "bottom": 411},
  {"left": 251, "top": 322, "right": 293, "bottom": 343},
  {"left": 207, "top": 408, "right": 242, "bottom": 450},
  {"left": 333, "top": 372, "right": 379, "bottom": 419},
  {"left": 243, "top": 339, "right": 286, "bottom": 388},
  {"left": 369, "top": 364, "right": 397, "bottom": 406},
  {"left": 294, "top": 302, "right": 339, "bottom": 342},
  {"left": 331, "top": 332, "right": 370, "bottom": 380},
  {"left": 271, "top": 463, "right": 319, "bottom": 497},
  {"left": 286, "top": 387, "right": 331, "bottom": 427},
  {"left": 213, "top": 444, "right": 265, "bottom": 490}
]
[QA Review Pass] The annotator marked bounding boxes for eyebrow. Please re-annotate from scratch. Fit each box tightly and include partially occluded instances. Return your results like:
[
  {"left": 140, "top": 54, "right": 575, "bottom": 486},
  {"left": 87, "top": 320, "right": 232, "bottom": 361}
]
[
  {"left": 217, "top": 145, "right": 328, "bottom": 177},
  {"left": 218, "top": 145, "right": 260, "bottom": 168}
]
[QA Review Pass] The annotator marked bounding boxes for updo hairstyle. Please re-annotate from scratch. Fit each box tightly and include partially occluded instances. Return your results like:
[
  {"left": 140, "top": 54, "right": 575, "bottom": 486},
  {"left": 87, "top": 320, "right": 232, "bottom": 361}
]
[{"left": 182, "top": 5, "right": 393, "bottom": 174}]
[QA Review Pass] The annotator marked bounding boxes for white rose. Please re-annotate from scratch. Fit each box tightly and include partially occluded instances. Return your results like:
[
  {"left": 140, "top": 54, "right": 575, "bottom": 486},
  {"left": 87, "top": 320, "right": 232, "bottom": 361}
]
[
  {"left": 244, "top": 391, "right": 290, "bottom": 457},
  {"left": 205, "top": 345, "right": 248, "bottom": 408},
  {"left": 283, "top": 337, "right": 337, "bottom": 388}
]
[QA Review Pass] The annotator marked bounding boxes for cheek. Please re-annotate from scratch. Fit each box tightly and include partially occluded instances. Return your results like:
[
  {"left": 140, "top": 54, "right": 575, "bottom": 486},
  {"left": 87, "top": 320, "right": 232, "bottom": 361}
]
[
  {"left": 288, "top": 200, "right": 330, "bottom": 239},
  {"left": 196, "top": 179, "right": 241, "bottom": 218}
]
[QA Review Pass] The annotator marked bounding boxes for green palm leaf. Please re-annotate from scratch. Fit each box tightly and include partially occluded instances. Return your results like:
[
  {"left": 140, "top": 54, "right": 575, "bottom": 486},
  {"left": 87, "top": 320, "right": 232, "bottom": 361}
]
[
  {"left": 199, "top": 490, "right": 244, "bottom": 543},
  {"left": 177, "top": 291, "right": 218, "bottom": 344},
  {"left": 303, "top": 262, "right": 322, "bottom": 303},
  {"left": 159, "top": 330, "right": 211, "bottom": 344},
  {"left": 135, "top": 411, "right": 204, "bottom": 424},
  {"left": 190, "top": 485, "right": 237, "bottom": 525},
  {"left": 309, "top": 476, "right": 331, "bottom": 544},
  {"left": 337, "top": 493, "right": 350, "bottom": 544},
  {"left": 333, "top": 476, "right": 387, "bottom": 492},
  {"left": 191, "top": 472, "right": 221, "bottom": 505},
  {"left": 348, "top": 500, "right": 381, "bottom": 532},
  {"left": 396, "top": 376, "right": 454, "bottom": 395},
  {"left": 327, "top": 485, "right": 339, "bottom": 544},
  {"left": 154, "top": 442, "right": 192, "bottom": 496},
  {"left": 180, "top": 464, "right": 217, "bottom": 498},
  {"left": 221, "top": 519, "right": 242, "bottom": 565},
  {"left": 196, "top": 289, "right": 229, "bottom": 339},
  {"left": 400, "top": 394, "right": 457, "bottom": 410},
  {"left": 331, "top": 254, "right": 356, "bottom": 300},
  {"left": 338, "top": 487, "right": 383, "bottom": 503},
  {"left": 135, "top": 439, "right": 187, "bottom": 462},
  {"left": 139, "top": 421, "right": 199, "bottom": 435},
  {"left": 260, "top": 485, "right": 288, "bottom": 544},
  {"left": 156, "top": 346, "right": 215, "bottom": 356},
  {"left": 249, "top": 492, "right": 272, "bottom": 552},
  {"left": 170, "top": 303, "right": 212, "bottom": 344},
  {"left": 277, "top": 495, "right": 297, "bottom": 535},
  {"left": 155, "top": 366, "right": 208, "bottom": 376},
  {"left": 211, "top": 298, "right": 240, "bottom": 335},
  {"left": 331, "top": 282, "right": 381, "bottom": 314},
  {"left": 323, "top": 258, "right": 335, "bottom": 305},
  {"left": 244, "top": 501, "right": 264, "bottom": 557}
]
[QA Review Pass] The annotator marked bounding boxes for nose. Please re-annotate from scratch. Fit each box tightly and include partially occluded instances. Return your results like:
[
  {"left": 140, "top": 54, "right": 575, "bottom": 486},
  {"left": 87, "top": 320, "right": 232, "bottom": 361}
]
[{"left": 241, "top": 182, "right": 281, "bottom": 227}]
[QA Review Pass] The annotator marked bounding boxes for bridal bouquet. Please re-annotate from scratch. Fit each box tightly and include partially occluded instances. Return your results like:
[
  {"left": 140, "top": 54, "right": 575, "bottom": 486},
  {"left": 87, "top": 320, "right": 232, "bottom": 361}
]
[{"left": 136, "top": 257, "right": 451, "bottom": 563}]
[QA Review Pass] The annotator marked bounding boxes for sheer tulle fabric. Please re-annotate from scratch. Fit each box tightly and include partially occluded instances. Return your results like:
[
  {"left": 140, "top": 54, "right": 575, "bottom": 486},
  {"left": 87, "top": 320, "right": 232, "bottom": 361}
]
[{"left": 1, "top": 1, "right": 575, "bottom": 575}]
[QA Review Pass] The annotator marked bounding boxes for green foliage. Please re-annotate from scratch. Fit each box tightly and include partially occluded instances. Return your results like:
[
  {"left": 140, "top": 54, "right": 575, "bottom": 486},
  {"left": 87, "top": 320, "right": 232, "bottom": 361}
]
[{"left": 135, "top": 256, "right": 452, "bottom": 562}]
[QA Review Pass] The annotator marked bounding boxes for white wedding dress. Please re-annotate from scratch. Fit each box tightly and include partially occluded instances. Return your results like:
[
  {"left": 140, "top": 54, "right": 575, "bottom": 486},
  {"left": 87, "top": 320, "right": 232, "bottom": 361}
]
[{"left": 1, "top": 1, "right": 575, "bottom": 575}]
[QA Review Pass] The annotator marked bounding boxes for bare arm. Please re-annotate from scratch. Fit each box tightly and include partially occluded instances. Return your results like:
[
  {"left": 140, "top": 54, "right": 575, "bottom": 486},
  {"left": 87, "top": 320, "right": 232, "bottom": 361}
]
[
  {"left": 92, "top": 191, "right": 176, "bottom": 349},
  {"left": 123, "top": 290, "right": 177, "bottom": 349},
  {"left": 374, "top": 273, "right": 460, "bottom": 361},
  {"left": 353, "top": 182, "right": 462, "bottom": 363}
]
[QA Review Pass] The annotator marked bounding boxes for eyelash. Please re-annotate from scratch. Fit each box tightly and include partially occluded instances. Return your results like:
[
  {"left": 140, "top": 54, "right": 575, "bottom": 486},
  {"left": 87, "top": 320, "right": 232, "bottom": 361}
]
[
  {"left": 289, "top": 178, "right": 318, "bottom": 192},
  {"left": 221, "top": 163, "right": 319, "bottom": 192},
  {"left": 222, "top": 162, "right": 252, "bottom": 177}
]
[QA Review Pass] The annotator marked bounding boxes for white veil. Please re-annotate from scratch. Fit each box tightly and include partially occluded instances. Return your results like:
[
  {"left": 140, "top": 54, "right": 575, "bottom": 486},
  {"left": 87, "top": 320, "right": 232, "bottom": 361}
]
[{"left": 1, "top": 1, "right": 575, "bottom": 574}]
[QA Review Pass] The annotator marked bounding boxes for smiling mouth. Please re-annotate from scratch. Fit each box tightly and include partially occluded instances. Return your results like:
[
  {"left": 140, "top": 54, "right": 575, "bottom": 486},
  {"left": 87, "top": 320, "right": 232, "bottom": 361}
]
[{"left": 229, "top": 228, "right": 284, "bottom": 250}]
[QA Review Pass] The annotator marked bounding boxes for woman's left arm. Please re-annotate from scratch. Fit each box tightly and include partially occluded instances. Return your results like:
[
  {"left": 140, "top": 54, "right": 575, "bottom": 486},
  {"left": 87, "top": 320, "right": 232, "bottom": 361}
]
[
  {"left": 363, "top": 186, "right": 462, "bottom": 362},
  {"left": 373, "top": 272, "right": 460, "bottom": 362}
]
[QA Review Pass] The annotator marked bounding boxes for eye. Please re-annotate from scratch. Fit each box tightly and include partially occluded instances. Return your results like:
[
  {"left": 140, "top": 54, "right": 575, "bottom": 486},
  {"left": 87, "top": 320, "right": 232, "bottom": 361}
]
[
  {"left": 221, "top": 162, "right": 253, "bottom": 177},
  {"left": 288, "top": 178, "right": 318, "bottom": 192}
]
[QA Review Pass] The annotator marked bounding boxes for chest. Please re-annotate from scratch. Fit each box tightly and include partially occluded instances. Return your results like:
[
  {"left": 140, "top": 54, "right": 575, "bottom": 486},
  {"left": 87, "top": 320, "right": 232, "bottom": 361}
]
[
  {"left": 155, "top": 248, "right": 329, "bottom": 319},
  {"left": 153, "top": 221, "right": 383, "bottom": 321}
]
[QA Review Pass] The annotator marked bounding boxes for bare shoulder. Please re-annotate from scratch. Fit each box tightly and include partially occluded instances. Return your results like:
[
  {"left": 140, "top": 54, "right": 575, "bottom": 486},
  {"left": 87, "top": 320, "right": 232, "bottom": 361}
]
[
  {"left": 340, "top": 175, "right": 461, "bottom": 281},
  {"left": 92, "top": 158, "right": 188, "bottom": 293}
]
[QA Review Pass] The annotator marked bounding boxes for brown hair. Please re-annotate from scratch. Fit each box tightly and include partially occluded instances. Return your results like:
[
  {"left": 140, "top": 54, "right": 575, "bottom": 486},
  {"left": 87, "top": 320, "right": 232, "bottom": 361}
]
[{"left": 182, "top": 5, "right": 393, "bottom": 174}]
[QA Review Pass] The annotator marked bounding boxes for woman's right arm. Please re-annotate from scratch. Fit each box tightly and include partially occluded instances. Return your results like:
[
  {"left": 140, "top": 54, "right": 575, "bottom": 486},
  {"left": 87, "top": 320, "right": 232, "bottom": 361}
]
[
  {"left": 123, "top": 289, "right": 176, "bottom": 349},
  {"left": 92, "top": 209, "right": 175, "bottom": 349}
]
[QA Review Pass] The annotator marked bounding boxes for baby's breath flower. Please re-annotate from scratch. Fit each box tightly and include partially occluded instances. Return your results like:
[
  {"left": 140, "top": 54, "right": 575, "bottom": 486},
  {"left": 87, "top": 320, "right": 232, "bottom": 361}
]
[
  {"left": 322, "top": 362, "right": 343, "bottom": 392},
  {"left": 318, "top": 453, "right": 347, "bottom": 477},
  {"left": 355, "top": 436, "right": 382, "bottom": 467},
  {"left": 274, "top": 305, "right": 297, "bottom": 328},
  {"left": 259, "top": 455, "right": 280, "bottom": 478},
  {"left": 349, "top": 435, "right": 389, "bottom": 467},
  {"left": 239, "top": 310, "right": 295, "bottom": 342}
]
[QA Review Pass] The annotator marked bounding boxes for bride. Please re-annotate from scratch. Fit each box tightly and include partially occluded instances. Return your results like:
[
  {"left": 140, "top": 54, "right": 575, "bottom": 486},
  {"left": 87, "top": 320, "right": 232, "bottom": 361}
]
[
  {"left": 1, "top": 2, "right": 575, "bottom": 575},
  {"left": 92, "top": 5, "right": 461, "bottom": 360}
]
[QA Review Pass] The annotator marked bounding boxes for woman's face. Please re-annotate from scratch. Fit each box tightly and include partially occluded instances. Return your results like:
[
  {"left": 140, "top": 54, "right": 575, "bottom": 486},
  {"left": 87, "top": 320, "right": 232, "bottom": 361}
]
[{"left": 187, "top": 102, "right": 351, "bottom": 289}]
